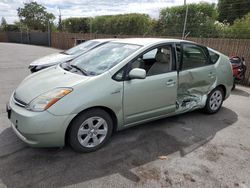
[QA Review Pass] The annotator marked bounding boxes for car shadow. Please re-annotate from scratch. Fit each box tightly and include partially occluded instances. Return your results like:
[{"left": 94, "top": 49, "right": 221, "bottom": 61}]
[
  {"left": 0, "top": 107, "right": 238, "bottom": 188},
  {"left": 231, "top": 87, "right": 250, "bottom": 97}
]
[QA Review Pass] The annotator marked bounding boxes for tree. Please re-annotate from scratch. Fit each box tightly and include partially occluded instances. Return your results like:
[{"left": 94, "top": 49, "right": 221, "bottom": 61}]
[
  {"left": 17, "top": 2, "right": 55, "bottom": 31},
  {"left": 158, "top": 3, "right": 218, "bottom": 37},
  {"left": 1, "top": 17, "right": 7, "bottom": 26},
  {"left": 58, "top": 8, "right": 62, "bottom": 32},
  {"left": 92, "top": 14, "right": 152, "bottom": 35},
  {"left": 226, "top": 13, "right": 250, "bottom": 38},
  {"left": 218, "top": 0, "right": 250, "bottom": 25},
  {"left": 62, "top": 17, "right": 91, "bottom": 33},
  {"left": 0, "top": 17, "right": 7, "bottom": 31}
]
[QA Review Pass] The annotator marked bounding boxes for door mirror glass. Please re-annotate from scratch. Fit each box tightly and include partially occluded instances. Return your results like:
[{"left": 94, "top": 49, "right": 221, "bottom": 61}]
[{"left": 128, "top": 68, "right": 146, "bottom": 79}]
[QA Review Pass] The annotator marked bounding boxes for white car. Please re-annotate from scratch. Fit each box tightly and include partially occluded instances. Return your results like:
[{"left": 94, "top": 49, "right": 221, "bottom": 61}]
[{"left": 28, "top": 39, "right": 113, "bottom": 72}]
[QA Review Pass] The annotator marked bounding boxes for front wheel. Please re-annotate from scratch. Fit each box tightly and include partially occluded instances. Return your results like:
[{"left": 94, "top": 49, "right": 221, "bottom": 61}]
[
  {"left": 69, "top": 109, "right": 113, "bottom": 152},
  {"left": 203, "top": 87, "right": 224, "bottom": 114}
]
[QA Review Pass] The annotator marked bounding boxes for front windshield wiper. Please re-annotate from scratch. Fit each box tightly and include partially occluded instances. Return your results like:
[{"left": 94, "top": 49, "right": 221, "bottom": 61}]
[{"left": 70, "top": 64, "right": 89, "bottom": 76}]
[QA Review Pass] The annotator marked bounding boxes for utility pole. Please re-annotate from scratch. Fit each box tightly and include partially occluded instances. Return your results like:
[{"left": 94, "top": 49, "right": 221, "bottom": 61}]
[
  {"left": 90, "top": 18, "right": 92, "bottom": 39},
  {"left": 58, "top": 8, "right": 62, "bottom": 32},
  {"left": 182, "top": 0, "right": 188, "bottom": 39},
  {"left": 48, "top": 20, "right": 51, "bottom": 47}
]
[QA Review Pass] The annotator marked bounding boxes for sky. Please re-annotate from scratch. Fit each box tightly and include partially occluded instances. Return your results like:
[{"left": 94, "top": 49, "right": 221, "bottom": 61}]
[{"left": 0, "top": 0, "right": 217, "bottom": 24}]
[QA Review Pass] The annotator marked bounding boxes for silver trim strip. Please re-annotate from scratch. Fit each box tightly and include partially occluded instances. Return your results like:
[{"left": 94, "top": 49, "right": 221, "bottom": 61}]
[{"left": 11, "top": 123, "right": 37, "bottom": 145}]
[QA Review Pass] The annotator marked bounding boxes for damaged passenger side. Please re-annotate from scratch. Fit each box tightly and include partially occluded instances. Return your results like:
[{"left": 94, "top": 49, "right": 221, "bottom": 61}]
[{"left": 176, "top": 43, "right": 217, "bottom": 113}]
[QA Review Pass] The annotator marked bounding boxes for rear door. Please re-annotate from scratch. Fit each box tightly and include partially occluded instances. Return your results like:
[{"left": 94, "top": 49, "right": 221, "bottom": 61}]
[{"left": 177, "top": 42, "right": 216, "bottom": 105}]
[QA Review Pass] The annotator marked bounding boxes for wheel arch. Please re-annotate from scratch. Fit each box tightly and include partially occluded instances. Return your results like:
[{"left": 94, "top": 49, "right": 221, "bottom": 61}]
[
  {"left": 216, "top": 84, "right": 226, "bottom": 100},
  {"left": 65, "top": 106, "right": 118, "bottom": 145}
]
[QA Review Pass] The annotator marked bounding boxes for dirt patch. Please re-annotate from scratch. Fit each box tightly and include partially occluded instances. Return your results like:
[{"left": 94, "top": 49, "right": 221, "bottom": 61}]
[
  {"left": 136, "top": 167, "right": 160, "bottom": 182},
  {"left": 164, "top": 170, "right": 173, "bottom": 186},
  {"left": 204, "top": 145, "right": 224, "bottom": 162}
]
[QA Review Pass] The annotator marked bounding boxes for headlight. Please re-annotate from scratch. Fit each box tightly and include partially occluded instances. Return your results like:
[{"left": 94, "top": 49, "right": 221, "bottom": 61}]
[{"left": 26, "top": 88, "right": 72, "bottom": 112}]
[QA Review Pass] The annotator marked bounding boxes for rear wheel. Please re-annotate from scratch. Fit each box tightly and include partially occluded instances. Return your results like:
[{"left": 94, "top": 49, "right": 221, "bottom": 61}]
[
  {"left": 69, "top": 109, "right": 113, "bottom": 152},
  {"left": 203, "top": 87, "right": 224, "bottom": 114}
]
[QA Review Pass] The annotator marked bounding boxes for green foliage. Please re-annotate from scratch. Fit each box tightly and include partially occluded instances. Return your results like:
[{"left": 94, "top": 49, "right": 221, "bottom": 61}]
[
  {"left": 218, "top": 0, "right": 250, "bottom": 25},
  {"left": 8, "top": 1, "right": 250, "bottom": 39},
  {"left": 62, "top": 17, "right": 91, "bottom": 33},
  {"left": 17, "top": 2, "right": 55, "bottom": 31},
  {"left": 1, "top": 17, "right": 7, "bottom": 31},
  {"left": 1, "top": 18, "right": 20, "bottom": 31},
  {"left": 159, "top": 3, "right": 218, "bottom": 37},
  {"left": 61, "top": 14, "right": 153, "bottom": 35},
  {"left": 4, "top": 24, "right": 19, "bottom": 32},
  {"left": 92, "top": 13, "right": 152, "bottom": 35},
  {"left": 226, "top": 13, "right": 250, "bottom": 38},
  {"left": 15, "top": 21, "right": 34, "bottom": 31},
  {"left": 213, "top": 21, "right": 230, "bottom": 38},
  {"left": 1, "top": 17, "right": 7, "bottom": 26}
]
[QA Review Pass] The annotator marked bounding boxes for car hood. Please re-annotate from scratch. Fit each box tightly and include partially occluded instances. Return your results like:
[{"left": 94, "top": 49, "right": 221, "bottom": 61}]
[
  {"left": 30, "top": 53, "right": 75, "bottom": 66},
  {"left": 14, "top": 66, "right": 89, "bottom": 104}
]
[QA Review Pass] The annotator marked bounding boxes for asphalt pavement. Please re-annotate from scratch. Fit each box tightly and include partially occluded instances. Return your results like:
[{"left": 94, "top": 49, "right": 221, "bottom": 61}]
[{"left": 0, "top": 42, "right": 249, "bottom": 188}]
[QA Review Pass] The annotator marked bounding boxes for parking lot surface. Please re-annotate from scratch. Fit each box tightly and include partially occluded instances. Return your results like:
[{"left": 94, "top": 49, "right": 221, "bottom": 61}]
[{"left": 0, "top": 43, "right": 250, "bottom": 188}]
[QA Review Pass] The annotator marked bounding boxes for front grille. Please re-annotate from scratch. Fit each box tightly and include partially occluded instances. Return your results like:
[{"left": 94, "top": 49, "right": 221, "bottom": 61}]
[{"left": 13, "top": 93, "right": 27, "bottom": 107}]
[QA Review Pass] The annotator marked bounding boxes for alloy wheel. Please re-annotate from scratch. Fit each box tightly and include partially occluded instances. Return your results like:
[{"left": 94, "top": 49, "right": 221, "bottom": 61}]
[
  {"left": 209, "top": 90, "right": 223, "bottom": 111},
  {"left": 77, "top": 117, "right": 108, "bottom": 148}
]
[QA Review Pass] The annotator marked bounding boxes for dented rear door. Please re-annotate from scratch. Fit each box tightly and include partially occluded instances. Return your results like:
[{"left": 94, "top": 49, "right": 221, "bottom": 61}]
[{"left": 176, "top": 42, "right": 216, "bottom": 109}]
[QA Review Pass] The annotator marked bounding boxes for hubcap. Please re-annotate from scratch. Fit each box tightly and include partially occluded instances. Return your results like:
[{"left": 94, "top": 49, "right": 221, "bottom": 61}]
[
  {"left": 209, "top": 90, "right": 223, "bottom": 111},
  {"left": 77, "top": 117, "right": 108, "bottom": 148}
]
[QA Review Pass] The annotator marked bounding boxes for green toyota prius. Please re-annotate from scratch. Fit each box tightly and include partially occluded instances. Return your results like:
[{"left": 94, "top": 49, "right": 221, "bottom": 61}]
[{"left": 7, "top": 38, "right": 233, "bottom": 152}]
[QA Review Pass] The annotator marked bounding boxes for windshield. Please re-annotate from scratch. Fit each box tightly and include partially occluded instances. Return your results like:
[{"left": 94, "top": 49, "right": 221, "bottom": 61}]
[
  {"left": 70, "top": 42, "right": 141, "bottom": 76},
  {"left": 65, "top": 40, "right": 100, "bottom": 55}
]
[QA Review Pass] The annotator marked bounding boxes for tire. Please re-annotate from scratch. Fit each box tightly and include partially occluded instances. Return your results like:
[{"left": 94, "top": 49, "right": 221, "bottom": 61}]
[
  {"left": 203, "top": 87, "right": 224, "bottom": 114},
  {"left": 69, "top": 109, "right": 113, "bottom": 152}
]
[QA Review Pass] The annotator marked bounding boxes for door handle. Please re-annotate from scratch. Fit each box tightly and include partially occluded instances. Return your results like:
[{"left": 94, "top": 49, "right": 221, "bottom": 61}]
[{"left": 166, "top": 79, "right": 176, "bottom": 86}]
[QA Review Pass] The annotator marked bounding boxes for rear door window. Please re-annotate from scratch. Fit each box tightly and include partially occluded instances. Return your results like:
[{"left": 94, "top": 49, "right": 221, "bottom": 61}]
[
  {"left": 181, "top": 43, "right": 209, "bottom": 70},
  {"left": 209, "top": 50, "right": 220, "bottom": 64}
]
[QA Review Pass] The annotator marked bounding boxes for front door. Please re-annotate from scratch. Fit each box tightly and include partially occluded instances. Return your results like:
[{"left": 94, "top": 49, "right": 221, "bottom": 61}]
[{"left": 123, "top": 44, "right": 177, "bottom": 125}]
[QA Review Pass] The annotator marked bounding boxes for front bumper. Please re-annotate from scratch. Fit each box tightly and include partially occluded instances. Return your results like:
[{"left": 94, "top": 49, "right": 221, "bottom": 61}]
[{"left": 7, "top": 97, "right": 76, "bottom": 147}]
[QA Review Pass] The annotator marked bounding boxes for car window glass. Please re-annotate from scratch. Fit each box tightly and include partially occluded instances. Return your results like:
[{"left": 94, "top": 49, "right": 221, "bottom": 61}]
[
  {"left": 142, "top": 49, "right": 157, "bottom": 59},
  {"left": 130, "top": 45, "right": 172, "bottom": 77},
  {"left": 71, "top": 42, "right": 141, "bottom": 76},
  {"left": 113, "top": 68, "right": 124, "bottom": 81},
  {"left": 182, "top": 44, "right": 208, "bottom": 70},
  {"left": 65, "top": 41, "right": 100, "bottom": 55},
  {"left": 209, "top": 50, "right": 219, "bottom": 64}
]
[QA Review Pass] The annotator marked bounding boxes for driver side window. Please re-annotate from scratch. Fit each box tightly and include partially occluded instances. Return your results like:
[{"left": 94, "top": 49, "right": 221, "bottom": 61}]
[{"left": 130, "top": 45, "right": 172, "bottom": 77}]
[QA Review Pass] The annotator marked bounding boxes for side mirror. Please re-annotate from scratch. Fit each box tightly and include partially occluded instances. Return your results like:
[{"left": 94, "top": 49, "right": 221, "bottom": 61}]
[{"left": 128, "top": 68, "right": 146, "bottom": 79}]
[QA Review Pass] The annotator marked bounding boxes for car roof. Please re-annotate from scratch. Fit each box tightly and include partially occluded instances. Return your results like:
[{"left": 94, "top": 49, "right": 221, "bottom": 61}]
[
  {"left": 90, "top": 38, "right": 115, "bottom": 42},
  {"left": 110, "top": 38, "right": 195, "bottom": 46}
]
